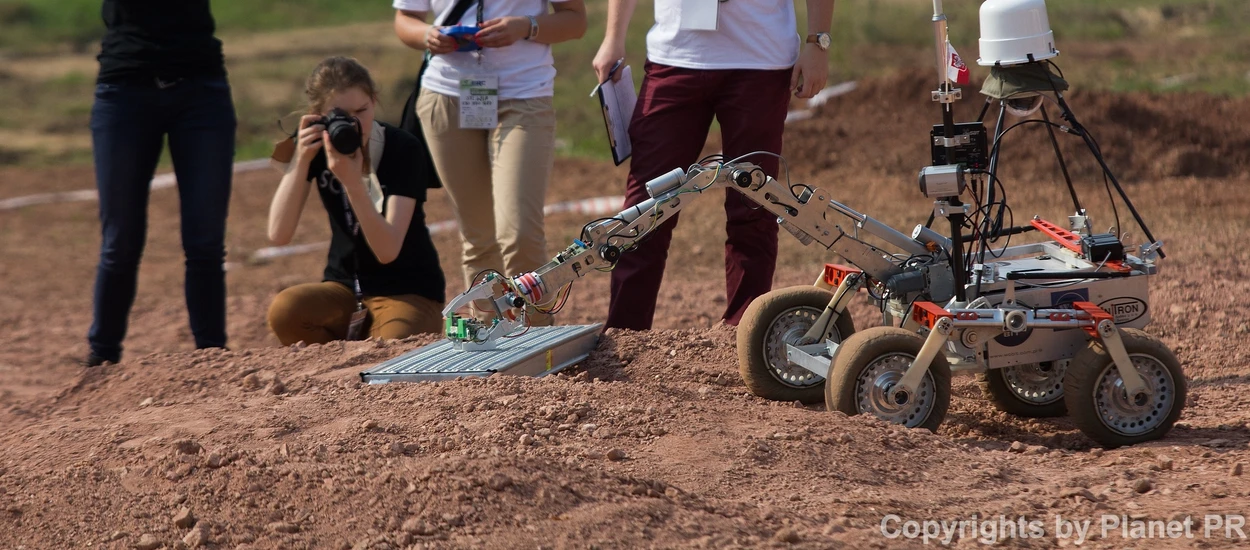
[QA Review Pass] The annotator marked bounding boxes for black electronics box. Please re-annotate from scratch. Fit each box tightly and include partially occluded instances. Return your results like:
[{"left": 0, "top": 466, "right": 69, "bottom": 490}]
[
  {"left": 1081, "top": 233, "right": 1125, "bottom": 263},
  {"left": 931, "top": 122, "right": 989, "bottom": 170}
]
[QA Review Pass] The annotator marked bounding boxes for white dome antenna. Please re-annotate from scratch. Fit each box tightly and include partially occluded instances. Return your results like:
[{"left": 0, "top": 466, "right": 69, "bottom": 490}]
[{"left": 978, "top": 0, "right": 1059, "bottom": 66}]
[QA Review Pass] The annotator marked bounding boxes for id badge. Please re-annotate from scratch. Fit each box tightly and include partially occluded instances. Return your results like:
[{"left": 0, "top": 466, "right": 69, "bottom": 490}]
[
  {"left": 459, "top": 74, "right": 499, "bottom": 129},
  {"left": 346, "top": 304, "right": 369, "bottom": 341},
  {"left": 678, "top": 0, "right": 718, "bottom": 30}
]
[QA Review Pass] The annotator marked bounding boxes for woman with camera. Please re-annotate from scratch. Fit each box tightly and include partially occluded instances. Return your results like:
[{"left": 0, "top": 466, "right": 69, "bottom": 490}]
[
  {"left": 394, "top": 0, "right": 586, "bottom": 324},
  {"left": 265, "top": 57, "right": 446, "bottom": 345}
]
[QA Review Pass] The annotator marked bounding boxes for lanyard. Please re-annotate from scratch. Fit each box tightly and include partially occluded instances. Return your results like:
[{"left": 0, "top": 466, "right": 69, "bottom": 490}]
[
  {"left": 337, "top": 179, "right": 365, "bottom": 301},
  {"left": 474, "top": 0, "right": 484, "bottom": 65}
]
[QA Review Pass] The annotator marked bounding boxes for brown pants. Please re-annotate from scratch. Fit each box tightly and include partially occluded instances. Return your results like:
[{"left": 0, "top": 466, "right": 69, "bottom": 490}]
[{"left": 267, "top": 282, "right": 443, "bottom": 345}]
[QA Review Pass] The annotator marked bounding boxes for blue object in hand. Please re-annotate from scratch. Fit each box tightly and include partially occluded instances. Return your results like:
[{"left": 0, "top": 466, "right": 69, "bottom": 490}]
[{"left": 442, "top": 26, "right": 481, "bottom": 52}]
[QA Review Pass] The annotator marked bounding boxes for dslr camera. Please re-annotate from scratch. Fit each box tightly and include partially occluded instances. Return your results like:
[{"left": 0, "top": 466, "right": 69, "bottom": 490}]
[{"left": 315, "top": 108, "right": 362, "bottom": 155}]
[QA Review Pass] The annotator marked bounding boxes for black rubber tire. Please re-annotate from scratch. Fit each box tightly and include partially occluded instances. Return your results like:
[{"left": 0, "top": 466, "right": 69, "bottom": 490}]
[
  {"left": 825, "top": 326, "right": 951, "bottom": 432},
  {"left": 737, "top": 286, "right": 856, "bottom": 404},
  {"left": 977, "top": 363, "right": 1068, "bottom": 418},
  {"left": 1063, "top": 328, "right": 1186, "bottom": 448}
]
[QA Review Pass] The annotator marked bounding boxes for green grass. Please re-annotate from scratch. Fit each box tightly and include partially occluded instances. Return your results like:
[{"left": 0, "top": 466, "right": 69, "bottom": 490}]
[
  {"left": 6, "top": 0, "right": 1245, "bottom": 53},
  {"left": 1, "top": 0, "right": 1249, "bottom": 167},
  {"left": 0, "top": 0, "right": 394, "bottom": 52}
]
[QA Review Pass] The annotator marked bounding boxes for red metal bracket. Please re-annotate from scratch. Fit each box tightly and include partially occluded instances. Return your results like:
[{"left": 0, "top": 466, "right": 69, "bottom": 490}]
[
  {"left": 1029, "top": 218, "right": 1130, "bottom": 272},
  {"left": 1072, "top": 301, "right": 1113, "bottom": 337},
  {"left": 823, "top": 263, "right": 863, "bottom": 288},
  {"left": 1030, "top": 218, "right": 1084, "bottom": 254},
  {"left": 912, "top": 301, "right": 953, "bottom": 330}
]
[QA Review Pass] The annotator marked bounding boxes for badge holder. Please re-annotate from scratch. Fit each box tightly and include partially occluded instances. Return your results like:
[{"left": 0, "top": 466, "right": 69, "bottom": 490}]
[
  {"left": 455, "top": 4, "right": 499, "bottom": 130},
  {"left": 678, "top": 0, "right": 719, "bottom": 30}
]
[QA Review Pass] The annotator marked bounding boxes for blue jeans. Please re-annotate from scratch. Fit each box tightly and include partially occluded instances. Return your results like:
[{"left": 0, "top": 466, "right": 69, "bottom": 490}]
[{"left": 88, "top": 75, "right": 236, "bottom": 361}]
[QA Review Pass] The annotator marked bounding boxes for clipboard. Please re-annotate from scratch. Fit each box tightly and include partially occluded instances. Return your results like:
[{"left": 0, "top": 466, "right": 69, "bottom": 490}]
[{"left": 592, "top": 64, "right": 637, "bottom": 166}]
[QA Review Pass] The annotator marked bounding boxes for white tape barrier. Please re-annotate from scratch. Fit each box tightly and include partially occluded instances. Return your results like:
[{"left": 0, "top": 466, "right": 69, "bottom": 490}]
[
  {"left": 246, "top": 241, "right": 328, "bottom": 262},
  {"left": 246, "top": 195, "right": 627, "bottom": 263},
  {"left": 0, "top": 188, "right": 102, "bottom": 210},
  {"left": 785, "top": 81, "right": 858, "bottom": 123},
  {"left": 0, "top": 158, "right": 271, "bottom": 211},
  {"left": 0, "top": 82, "right": 858, "bottom": 213}
]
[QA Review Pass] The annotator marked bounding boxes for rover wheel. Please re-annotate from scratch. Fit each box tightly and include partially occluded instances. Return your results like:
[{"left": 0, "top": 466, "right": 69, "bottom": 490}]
[
  {"left": 738, "top": 286, "right": 856, "bottom": 404},
  {"left": 977, "top": 360, "right": 1068, "bottom": 418},
  {"left": 1063, "top": 328, "right": 1186, "bottom": 448},
  {"left": 825, "top": 327, "right": 951, "bottom": 432}
]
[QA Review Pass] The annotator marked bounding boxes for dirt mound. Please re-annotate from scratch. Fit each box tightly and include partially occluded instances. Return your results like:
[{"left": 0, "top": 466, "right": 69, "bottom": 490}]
[
  {"left": 783, "top": 71, "right": 1250, "bottom": 182},
  {"left": 0, "top": 328, "right": 949, "bottom": 549},
  {"left": 4, "top": 324, "right": 1250, "bottom": 549}
]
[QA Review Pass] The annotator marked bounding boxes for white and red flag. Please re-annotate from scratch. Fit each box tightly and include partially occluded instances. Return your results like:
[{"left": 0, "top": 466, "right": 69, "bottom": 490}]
[{"left": 948, "top": 43, "right": 971, "bottom": 85}]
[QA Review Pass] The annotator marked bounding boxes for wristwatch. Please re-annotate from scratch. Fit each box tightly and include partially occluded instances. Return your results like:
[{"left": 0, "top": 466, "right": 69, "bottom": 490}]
[
  {"left": 806, "top": 32, "right": 831, "bottom": 51},
  {"left": 525, "top": 15, "right": 539, "bottom": 40}
]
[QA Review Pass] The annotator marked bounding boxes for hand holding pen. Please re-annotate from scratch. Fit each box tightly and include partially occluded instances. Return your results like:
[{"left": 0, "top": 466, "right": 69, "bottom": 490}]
[
  {"left": 592, "top": 37, "right": 626, "bottom": 85},
  {"left": 589, "top": 58, "right": 624, "bottom": 97}
]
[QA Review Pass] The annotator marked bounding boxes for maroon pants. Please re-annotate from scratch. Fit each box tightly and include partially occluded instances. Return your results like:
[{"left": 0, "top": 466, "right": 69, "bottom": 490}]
[{"left": 605, "top": 62, "right": 790, "bottom": 330}]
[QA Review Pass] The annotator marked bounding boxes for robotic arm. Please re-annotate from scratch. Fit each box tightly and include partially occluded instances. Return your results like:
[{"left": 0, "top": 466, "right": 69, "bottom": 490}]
[
  {"left": 443, "top": 157, "right": 947, "bottom": 349},
  {"left": 442, "top": 162, "right": 740, "bottom": 349}
]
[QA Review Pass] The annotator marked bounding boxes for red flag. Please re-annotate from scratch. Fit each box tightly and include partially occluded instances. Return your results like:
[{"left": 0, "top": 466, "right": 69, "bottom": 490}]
[{"left": 948, "top": 44, "right": 971, "bottom": 86}]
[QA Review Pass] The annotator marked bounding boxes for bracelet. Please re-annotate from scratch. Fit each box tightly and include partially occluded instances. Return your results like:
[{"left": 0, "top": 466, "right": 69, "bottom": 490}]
[{"left": 525, "top": 15, "right": 538, "bottom": 40}]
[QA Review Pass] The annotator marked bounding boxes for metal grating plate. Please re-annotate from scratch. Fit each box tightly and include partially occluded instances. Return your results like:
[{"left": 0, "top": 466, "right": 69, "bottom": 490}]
[{"left": 360, "top": 324, "right": 603, "bottom": 384}]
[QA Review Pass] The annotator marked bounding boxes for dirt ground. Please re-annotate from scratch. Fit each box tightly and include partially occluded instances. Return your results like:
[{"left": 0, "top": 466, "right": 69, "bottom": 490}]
[{"left": 2, "top": 72, "right": 1249, "bottom": 549}]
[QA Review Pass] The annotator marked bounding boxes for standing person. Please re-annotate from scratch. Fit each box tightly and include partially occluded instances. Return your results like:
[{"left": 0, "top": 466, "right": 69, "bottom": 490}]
[
  {"left": 393, "top": 0, "right": 587, "bottom": 324},
  {"left": 592, "top": 0, "right": 835, "bottom": 330},
  {"left": 266, "top": 57, "right": 446, "bottom": 345},
  {"left": 85, "top": 0, "right": 237, "bottom": 366}
]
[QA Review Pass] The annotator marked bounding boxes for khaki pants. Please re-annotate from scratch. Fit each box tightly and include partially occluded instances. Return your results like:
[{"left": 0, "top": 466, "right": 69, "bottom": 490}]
[
  {"left": 417, "top": 89, "right": 555, "bottom": 325},
  {"left": 267, "top": 282, "right": 443, "bottom": 345}
]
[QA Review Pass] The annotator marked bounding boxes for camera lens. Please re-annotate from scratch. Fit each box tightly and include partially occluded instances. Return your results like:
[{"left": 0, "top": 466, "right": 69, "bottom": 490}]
[{"left": 324, "top": 109, "right": 361, "bottom": 154}]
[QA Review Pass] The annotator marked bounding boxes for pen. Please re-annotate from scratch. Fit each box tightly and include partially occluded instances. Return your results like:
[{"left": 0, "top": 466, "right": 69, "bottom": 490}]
[{"left": 589, "top": 58, "right": 625, "bottom": 97}]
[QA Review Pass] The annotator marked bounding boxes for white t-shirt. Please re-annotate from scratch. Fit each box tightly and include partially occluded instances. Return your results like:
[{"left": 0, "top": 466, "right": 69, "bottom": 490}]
[
  {"left": 394, "top": 0, "right": 568, "bottom": 99},
  {"left": 647, "top": 0, "right": 801, "bottom": 70}
]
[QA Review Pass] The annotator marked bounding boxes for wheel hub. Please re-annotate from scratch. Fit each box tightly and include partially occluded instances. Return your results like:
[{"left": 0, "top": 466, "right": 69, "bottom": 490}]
[
  {"left": 1096, "top": 355, "right": 1174, "bottom": 437},
  {"left": 889, "top": 386, "right": 910, "bottom": 406},
  {"left": 762, "top": 306, "right": 826, "bottom": 388},
  {"left": 1001, "top": 360, "right": 1067, "bottom": 405},
  {"left": 856, "top": 353, "right": 934, "bottom": 428}
]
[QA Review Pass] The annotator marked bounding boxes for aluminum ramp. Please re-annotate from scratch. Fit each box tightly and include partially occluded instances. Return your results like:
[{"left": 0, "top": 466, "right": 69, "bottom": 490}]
[{"left": 360, "top": 324, "right": 602, "bottom": 384}]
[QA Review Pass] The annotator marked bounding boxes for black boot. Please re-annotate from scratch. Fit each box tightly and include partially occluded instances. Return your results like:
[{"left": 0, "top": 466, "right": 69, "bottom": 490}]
[{"left": 80, "top": 352, "right": 116, "bottom": 368}]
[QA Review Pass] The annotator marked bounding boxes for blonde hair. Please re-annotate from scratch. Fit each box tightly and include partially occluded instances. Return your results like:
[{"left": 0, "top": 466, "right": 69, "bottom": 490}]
[{"left": 304, "top": 56, "right": 378, "bottom": 173}]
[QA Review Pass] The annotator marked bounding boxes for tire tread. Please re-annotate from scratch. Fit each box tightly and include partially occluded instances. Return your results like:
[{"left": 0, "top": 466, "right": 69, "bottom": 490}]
[
  {"left": 1062, "top": 328, "right": 1186, "bottom": 448},
  {"left": 825, "top": 326, "right": 952, "bottom": 432},
  {"left": 737, "top": 286, "right": 855, "bottom": 404}
]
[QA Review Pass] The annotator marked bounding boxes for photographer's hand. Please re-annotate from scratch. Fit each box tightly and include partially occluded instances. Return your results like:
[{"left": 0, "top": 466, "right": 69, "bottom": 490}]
[
  {"left": 269, "top": 115, "right": 324, "bottom": 245},
  {"left": 294, "top": 115, "right": 325, "bottom": 166},
  {"left": 322, "top": 130, "right": 364, "bottom": 187},
  {"left": 475, "top": 17, "right": 529, "bottom": 48},
  {"left": 426, "top": 26, "right": 457, "bottom": 54}
]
